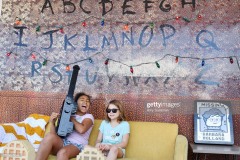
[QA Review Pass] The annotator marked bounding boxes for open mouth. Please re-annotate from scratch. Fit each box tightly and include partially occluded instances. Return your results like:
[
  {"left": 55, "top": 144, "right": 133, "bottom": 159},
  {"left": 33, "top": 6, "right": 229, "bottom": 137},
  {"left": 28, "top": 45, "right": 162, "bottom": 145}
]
[{"left": 82, "top": 105, "right": 87, "bottom": 108}]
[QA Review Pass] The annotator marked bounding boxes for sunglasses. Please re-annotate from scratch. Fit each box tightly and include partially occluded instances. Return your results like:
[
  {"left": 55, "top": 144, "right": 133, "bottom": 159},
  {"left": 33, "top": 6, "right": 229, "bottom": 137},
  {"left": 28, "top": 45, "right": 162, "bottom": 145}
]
[{"left": 106, "top": 108, "right": 119, "bottom": 113}]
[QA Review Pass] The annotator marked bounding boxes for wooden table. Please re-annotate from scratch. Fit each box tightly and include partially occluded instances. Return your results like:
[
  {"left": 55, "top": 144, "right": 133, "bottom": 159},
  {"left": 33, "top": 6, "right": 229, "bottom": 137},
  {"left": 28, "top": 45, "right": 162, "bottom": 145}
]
[{"left": 190, "top": 143, "right": 240, "bottom": 160}]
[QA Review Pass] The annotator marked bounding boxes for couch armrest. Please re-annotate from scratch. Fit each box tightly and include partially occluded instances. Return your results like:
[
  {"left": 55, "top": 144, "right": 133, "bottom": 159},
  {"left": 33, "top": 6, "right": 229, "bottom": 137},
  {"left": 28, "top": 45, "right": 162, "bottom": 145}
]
[{"left": 174, "top": 135, "right": 188, "bottom": 160}]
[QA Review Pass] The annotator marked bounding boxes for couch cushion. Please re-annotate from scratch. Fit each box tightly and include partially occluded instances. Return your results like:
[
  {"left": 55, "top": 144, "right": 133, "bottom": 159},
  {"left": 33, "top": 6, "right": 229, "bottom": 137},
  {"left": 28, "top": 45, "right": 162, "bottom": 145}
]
[{"left": 126, "top": 121, "right": 178, "bottom": 160}]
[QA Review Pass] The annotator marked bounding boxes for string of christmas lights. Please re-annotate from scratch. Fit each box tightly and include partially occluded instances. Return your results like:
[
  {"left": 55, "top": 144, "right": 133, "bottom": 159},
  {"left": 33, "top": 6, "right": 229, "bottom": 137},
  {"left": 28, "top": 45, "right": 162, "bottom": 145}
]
[
  {"left": 7, "top": 11, "right": 239, "bottom": 74},
  {"left": 13, "top": 11, "right": 202, "bottom": 33},
  {"left": 34, "top": 13, "right": 202, "bottom": 32},
  {"left": 102, "top": 54, "right": 240, "bottom": 74},
  {"left": 6, "top": 48, "right": 240, "bottom": 74}
]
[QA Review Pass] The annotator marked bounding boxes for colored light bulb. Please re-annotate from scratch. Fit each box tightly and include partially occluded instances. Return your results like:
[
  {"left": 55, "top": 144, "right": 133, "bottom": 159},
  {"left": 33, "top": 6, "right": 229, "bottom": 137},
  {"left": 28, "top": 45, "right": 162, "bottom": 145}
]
[
  {"left": 66, "top": 65, "right": 70, "bottom": 71},
  {"left": 124, "top": 24, "right": 129, "bottom": 31},
  {"left": 89, "top": 58, "right": 93, "bottom": 63},
  {"left": 59, "top": 28, "right": 64, "bottom": 34},
  {"left": 230, "top": 57, "right": 234, "bottom": 64},
  {"left": 42, "top": 59, "right": 47, "bottom": 66},
  {"left": 150, "top": 22, "right": 154, "bottom": 29},
  {"left": 15, "top": 17, "right": 21, "bottom": 25},
  {"left": 105, "top": 58, "right": 109, "bottom": 65},
  {"left": 155, "top": 62, "right": 160, "bottom": 68},
  {"left": 36, "top": 26, "right": 40, "bottom": 32},
  {"left": 6, "top": 52, "right": 12, "bottom": 57},
  {"left": 82, "top": 21, "right": 87, "bottom": 27},
  {"left": 31, "top": 54, "right": 36, "bottom": 59},
  {"left": 15, "top": 20, "right": 21, "bottom": 25},
  {"left": 101, "top": 19, "right": 105, "bottom": 26},
  {"left": 130, "top": 66, "right": 134, "bottom": 73},
  {"left": 182, "top": 17, "right": 190, "bottom": 22},
  {"left": 201, "top": 59, "right": 205, "bottom": 66},
  {"left": 175, "top": 16, "right": 181, "bottom": 20},
  {"left": 175, "top": 56, "right": 179, "bottom": 63},
  {"left": 197, "top": 15, "right": 202, "bottom": 20}
]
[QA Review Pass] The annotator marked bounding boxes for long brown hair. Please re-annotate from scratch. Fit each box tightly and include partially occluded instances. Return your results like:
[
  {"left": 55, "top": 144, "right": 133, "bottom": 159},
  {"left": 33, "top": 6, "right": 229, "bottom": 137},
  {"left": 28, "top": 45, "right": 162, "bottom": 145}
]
[{"left": 105, "top": 99, "right": 126, "bottom": 122}]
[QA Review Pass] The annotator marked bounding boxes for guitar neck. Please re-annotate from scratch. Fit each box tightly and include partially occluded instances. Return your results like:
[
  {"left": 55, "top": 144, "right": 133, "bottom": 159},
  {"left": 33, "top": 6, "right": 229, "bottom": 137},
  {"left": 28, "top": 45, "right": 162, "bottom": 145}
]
[{"left": 67, "top": 65, "right": 80, "bottom": 97}]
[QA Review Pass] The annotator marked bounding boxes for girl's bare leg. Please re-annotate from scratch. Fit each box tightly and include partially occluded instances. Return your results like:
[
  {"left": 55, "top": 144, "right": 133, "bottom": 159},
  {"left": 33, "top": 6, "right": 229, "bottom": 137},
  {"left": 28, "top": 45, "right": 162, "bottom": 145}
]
[
  {"left": 56, "top": 145, "right": 80, "bottom": 160},
  {"left": 106, "top": 146, "right": 123, "bottom": 160},
  {"left": 35, "top": 133, "right": 63, "bottom": 160}
]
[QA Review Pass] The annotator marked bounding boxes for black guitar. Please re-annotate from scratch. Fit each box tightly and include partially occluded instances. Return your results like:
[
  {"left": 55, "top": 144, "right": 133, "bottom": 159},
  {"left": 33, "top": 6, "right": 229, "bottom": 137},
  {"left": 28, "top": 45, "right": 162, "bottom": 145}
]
[{"left": 55, "top": 65, "right": 80, "bottom": 137}]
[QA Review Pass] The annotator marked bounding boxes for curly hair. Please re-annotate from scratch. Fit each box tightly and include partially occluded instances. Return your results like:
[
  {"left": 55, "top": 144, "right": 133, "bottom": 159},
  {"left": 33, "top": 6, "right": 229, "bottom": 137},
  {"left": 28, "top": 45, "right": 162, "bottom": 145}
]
[{"left": 74, "top": 92, "right": 91, "bottom": 103}]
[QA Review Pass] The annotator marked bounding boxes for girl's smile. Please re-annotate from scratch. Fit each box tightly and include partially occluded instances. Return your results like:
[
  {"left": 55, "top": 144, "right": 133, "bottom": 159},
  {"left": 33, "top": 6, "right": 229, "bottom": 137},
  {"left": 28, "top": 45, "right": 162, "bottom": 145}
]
[
  {"left": 77, "top": 95, "right": 90, "bottom": 114},
  {"left": 107, "top": 104, "right": 120, "bottom": 121}
]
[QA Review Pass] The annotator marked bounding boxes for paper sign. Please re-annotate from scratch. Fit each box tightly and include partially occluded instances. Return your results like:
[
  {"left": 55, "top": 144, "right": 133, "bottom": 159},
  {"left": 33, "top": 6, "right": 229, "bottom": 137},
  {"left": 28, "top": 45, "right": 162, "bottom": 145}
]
[{"left": 194, "top": 100, "right": 234, "bottom": 145}]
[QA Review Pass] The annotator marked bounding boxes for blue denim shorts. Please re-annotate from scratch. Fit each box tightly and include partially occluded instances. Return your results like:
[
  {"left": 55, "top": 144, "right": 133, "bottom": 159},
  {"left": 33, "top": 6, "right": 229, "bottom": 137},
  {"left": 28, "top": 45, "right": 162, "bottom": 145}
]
[{"left": 63, "top": 139, "right": 84, "bottom": 151}]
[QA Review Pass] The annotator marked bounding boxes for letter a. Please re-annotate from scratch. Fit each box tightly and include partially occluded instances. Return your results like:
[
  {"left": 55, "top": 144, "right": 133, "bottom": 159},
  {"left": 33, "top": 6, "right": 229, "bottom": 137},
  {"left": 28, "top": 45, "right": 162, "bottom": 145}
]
[{"left": 41, "top": 0, "right": 54, "bottom": 14}]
